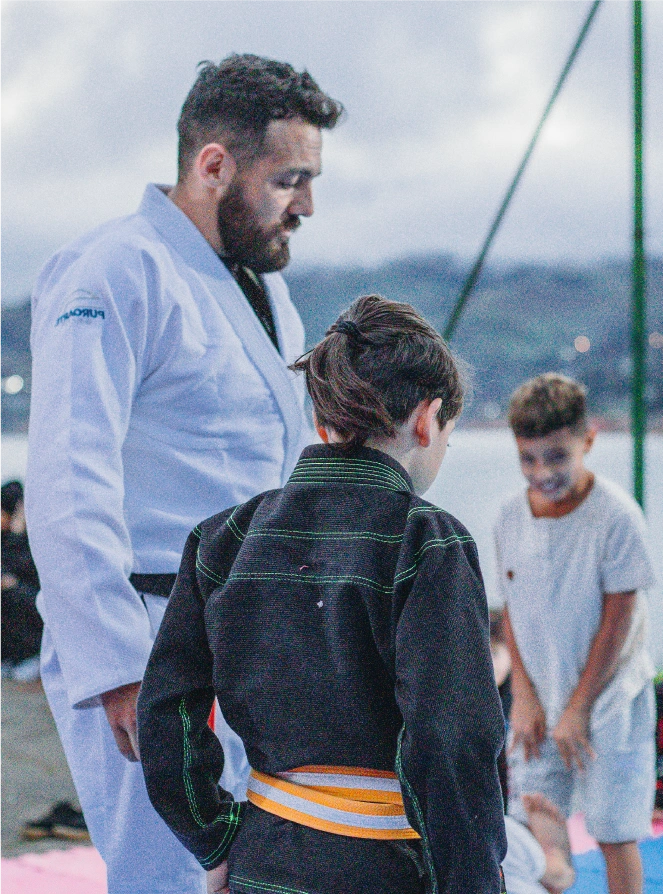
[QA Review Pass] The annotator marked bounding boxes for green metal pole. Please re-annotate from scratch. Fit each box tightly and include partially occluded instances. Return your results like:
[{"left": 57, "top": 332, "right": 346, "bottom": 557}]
[
  {"left": 632, "top": 0, "right": 646, "bottom": 508},
  {"left": 443, "top": 0, "right": 602, "bottom": 342}
]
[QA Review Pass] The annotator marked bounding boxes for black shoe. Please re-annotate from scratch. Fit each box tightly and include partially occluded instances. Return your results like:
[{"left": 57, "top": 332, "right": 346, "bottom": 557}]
[{"left": 22, "top": 801, "right": 91, "bottom": 842}]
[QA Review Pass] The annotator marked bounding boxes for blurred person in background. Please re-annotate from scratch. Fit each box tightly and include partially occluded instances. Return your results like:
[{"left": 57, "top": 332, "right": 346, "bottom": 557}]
[{"left": 2, "top": 480, "right": 42, "bottom": 681}]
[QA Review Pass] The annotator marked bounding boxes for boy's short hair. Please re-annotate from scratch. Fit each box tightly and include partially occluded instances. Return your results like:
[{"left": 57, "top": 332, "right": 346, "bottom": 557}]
[
  {"left": 508, "top": 373, "right": 587, "bottom": 438},
  {"left": 291, "top": 294, "right": 465, "bottom": 447}
]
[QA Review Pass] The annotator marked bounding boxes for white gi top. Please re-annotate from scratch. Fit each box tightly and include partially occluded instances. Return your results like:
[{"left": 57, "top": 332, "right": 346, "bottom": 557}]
[
  {"left": 501, "top": 816, "right": 548, "bottom": 894},
  {"left": 26, "top": 184, "right": 312, "bottom": 709},
  {"left": 495, "top": 475, "right": 656, "bottom": 744}
]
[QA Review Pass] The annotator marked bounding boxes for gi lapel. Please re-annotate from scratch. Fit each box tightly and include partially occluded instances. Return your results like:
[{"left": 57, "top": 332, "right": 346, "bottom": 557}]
[{"left": 139, "top": 184, "right": 304, "bottom": 477}]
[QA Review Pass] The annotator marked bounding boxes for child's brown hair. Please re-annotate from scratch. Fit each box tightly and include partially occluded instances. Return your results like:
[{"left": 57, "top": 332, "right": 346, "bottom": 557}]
[
  {"left": 290, "top": 294, "right": 465, "bottom": 447},
  {"left": 508, "top": 372, "right": 587, "bottom": 438}
]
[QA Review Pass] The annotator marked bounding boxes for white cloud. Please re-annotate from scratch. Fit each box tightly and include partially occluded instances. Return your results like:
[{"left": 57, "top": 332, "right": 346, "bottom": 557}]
[{"left": 2, "top": 0, "right": 662, "bottom": 301}]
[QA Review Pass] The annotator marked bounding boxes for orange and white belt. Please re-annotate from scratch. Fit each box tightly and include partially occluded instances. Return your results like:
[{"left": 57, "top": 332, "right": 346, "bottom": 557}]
[{"left": 246, "top": 765, "right": 420, "bottom": 840}]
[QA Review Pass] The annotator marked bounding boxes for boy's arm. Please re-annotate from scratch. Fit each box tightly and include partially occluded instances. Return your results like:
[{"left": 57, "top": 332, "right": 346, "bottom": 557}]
[
  {"left": 503, "top": 607, "right": 547, "bottom": 761},
  {"left": 553, "top": 590, "right": 636, "bottom": 770},
  {"left": 137, "top": 528, "right": 245, "bottom": 870},
  {"left": 394, "top": 531, "right": 507, "bottom": 894}
]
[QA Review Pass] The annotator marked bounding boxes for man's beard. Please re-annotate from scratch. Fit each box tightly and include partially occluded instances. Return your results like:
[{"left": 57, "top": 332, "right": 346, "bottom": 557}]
[{"left": 217, "top": 182, "right": 300, "bottom": 273}]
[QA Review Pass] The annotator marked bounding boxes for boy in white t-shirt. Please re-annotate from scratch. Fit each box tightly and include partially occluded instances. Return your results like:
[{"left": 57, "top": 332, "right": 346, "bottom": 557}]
[{"left": 495, "top": 373, "right": 657, "bottom": 894}]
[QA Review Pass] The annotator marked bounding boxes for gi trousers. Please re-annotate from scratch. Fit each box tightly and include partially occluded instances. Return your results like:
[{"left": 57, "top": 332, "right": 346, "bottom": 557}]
[{"left": 40, "top": 595, "right": 249, "bottom": 894}]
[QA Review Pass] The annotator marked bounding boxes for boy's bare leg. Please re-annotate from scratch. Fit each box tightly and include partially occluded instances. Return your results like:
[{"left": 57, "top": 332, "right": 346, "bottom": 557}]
[{"left": 598, "top": 841, "right": 642, "bottom": 894}]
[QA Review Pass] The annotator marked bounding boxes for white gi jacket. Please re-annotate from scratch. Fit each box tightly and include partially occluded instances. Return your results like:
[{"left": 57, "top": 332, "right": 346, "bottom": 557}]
[{"left": 26, "top": 183, "right": 311, "bottom": 710}]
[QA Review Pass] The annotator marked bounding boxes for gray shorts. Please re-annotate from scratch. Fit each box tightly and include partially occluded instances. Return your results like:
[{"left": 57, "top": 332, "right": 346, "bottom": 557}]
[{"left": 507, "top": 685, "right": 656, "bottom": 844}]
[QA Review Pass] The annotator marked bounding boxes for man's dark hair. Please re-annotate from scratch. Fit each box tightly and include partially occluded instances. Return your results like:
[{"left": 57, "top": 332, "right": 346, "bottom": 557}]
[
  {"left": 177, "top": 54, "right": 343, "bottom": 177},
  {"left": 291, "top": 295, "right": 465, "bottom": 448},
  {"left": 508, "top": 373, "right": 588, "bottom": 438}
]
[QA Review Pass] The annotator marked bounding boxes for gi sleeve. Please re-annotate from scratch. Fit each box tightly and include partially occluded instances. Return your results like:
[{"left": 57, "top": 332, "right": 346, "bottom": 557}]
[
  {"left": 25, "top": 246, "right": 153, "bottom": 707},
  {"left": 137, "top": 528, "right": 245, "bottom": 869},
  {"left": 393, "top": 525, "right": 507, "bottom": 894}
]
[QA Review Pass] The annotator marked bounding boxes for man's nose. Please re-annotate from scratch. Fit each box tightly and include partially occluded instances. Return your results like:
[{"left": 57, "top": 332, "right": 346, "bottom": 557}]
[{"left": 290, "top": 182, "right": 314, "bottom": 217}]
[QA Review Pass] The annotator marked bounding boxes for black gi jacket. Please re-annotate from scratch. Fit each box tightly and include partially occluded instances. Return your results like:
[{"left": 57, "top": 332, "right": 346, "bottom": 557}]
[{"left": 138, "top": 445, "right": 507, "bottom": 894}]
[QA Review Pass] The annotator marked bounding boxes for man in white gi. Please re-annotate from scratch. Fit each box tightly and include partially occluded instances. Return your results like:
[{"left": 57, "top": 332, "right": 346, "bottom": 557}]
[{"left": 25, "top": 54, "right": 343, "bottom": 894}]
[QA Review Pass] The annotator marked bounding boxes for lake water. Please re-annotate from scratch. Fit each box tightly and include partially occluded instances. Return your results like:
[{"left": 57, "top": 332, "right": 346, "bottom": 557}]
[{"left": 3, "top": 430, "right": 662, "bottom": 664}]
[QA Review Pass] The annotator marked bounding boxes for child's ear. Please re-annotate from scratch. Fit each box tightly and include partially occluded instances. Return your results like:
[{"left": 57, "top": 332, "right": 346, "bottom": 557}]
[
  {"left": 312, "top": 409, "right": 330, "bottom": 444},
  {"left": 583, "top": 425, "right": 598, "bottom": 453},
  {"left": 414, "top": 398, "right": 443, "bottom": 447}
]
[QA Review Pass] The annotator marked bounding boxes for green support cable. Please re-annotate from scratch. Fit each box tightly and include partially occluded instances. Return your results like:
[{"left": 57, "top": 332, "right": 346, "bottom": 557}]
[
  {"left": 632, "top": 0, "right": 646, "bottom": 507},
  {"left": 443, "top": 0, "right": 602, "bottom": 342}
]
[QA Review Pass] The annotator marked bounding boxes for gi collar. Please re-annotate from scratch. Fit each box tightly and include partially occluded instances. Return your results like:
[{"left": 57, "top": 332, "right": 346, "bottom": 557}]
[{"left": 289, "top": 444, "right": 414, "bottom": 494}]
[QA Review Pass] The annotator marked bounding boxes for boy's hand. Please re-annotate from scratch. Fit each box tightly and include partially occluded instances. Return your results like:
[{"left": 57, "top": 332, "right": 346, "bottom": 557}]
[
  {"left": 552, "top": 704, "right": 595, "bottom": 771},
  {"left": 206, "top": 862, "right": 229, "bottom": 894},
  {"left": 509, "top": 690, "right": 547, "bottom": 761}
]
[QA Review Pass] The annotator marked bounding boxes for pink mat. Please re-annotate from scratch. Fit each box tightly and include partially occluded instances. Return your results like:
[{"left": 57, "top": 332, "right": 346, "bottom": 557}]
[
  {"left": 2, "top": 817, "right": 663, "bottom": 893},
  {"left": 1, "top": 846, "right": 106, "bottom": 894}
]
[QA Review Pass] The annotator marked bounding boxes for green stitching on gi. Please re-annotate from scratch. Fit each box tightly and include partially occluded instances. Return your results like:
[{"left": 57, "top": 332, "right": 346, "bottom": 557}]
[
  {"left": 407, "top": 505, "right": 446, "bottom": 519},
  {"left": 196, "top": 554, "right": 225, "bottom": 586},
  {"left": 200, "top": 802, "right": 242, "bottom": 868},
  {"left": 178, "top": 697, "right": 207, "bottom": 828},
  {"left": 244, "top": 527, "right": 404, "bottom": 544},
  {"left": 295, "top": 457, "right": 409, "bottom": 488},
  {"left": 394, "top": 534, "right": 475, "bottom": 586},
  {"left": 229, "top": 875, "right": 313, "bottom": 894},
  {"left": 290, "top": 457, "right": 410, "bottom": 493},
  {"left": 226, "top": 508, "right": 246, "bottom": 543},
  {"left": 226, "top": 570, "right": 393, "bottom": 594},
  {"left": 178, "top": 698, "right": 243, "bottom": 866},
  {"left": 395, "top": 726, "right": 439, "bottom": 894},
  {"left": 193, "top": 525, "right": 202, "bottom": 538}
]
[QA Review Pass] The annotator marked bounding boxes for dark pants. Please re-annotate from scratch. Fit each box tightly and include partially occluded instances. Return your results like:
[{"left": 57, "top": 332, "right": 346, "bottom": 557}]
[{"left": 228, "top": 804, "right": 427, "bottom": 894}]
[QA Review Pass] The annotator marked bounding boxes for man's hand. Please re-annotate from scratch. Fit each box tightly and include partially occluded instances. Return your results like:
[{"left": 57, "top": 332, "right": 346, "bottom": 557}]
[
  {"left": 100, "top": 681, "right": 142, "bottom": 761},
  {"left": 207, "top": 861, "right": 229, "bottom": 894},
  {"left": 509, "top": 689, "right": 547, "bottom": 762},
  {"left": 552, "top": 703, "right": 595, "bottom": 771}
]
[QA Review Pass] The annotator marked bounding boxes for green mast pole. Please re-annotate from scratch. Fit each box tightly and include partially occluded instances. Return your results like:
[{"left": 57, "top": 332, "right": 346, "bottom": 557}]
[
  {"left": 632, "top": 0, "right": 646, "bottom": 508},
  {"left": 443, "top": 1, "right": 602, "bottom": 342}
]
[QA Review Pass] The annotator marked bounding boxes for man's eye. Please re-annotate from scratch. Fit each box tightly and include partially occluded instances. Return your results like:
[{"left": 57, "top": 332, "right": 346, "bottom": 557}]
[{"left": 277, "top": 178, "right": 298, "bottom": 189}]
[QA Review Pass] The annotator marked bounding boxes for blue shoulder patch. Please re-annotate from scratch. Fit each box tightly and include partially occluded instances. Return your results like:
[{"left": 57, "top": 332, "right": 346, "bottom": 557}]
[{"left": 56, "top": 290, "right": 106, "bottom": 326}]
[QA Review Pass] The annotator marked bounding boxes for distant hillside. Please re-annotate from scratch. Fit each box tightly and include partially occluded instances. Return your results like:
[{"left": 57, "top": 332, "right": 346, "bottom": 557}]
[
  {"left": 3, "top": 258, "right": 662, "bottom": 433},
  {"left": 286, "top": 256, "right": 663, "bottom": 425}
]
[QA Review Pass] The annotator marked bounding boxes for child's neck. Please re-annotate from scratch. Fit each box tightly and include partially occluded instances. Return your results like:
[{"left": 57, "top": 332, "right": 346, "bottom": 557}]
[{"left": 528, "top": 469, "right": 595, "bottom": 519}]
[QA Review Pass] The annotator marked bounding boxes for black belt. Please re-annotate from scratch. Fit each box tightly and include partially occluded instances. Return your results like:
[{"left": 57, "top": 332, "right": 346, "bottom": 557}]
[{"left": 129, "top": 573, "right": 177, "bottom": 598}]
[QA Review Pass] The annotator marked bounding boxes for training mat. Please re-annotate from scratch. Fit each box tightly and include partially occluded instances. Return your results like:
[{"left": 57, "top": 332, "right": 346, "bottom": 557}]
[
  {"left": 1, "top": 846, "right": 106, "bottom": 894},
  {"left": 566, "top": 838, "right": 662, "bottom": 894}
]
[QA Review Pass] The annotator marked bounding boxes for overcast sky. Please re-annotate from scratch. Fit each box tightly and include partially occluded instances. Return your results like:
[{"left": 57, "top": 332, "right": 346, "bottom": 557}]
[{"left": 2, "top": 0, "right": 662, "bottom": 302}]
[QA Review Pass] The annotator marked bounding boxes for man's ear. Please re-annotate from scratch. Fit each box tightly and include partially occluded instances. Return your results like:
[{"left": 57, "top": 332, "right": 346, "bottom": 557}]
[
  {"left": 195, "top": 143, "right": 237, "bottom": 196},
  {"left": 413, "top": 398, "right": 442, "bottom": 447}
]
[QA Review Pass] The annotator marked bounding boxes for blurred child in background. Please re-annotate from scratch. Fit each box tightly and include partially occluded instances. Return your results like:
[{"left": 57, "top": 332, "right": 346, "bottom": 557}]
[{"left": 495, "top": 373, "right": 657, "bottom": 894}]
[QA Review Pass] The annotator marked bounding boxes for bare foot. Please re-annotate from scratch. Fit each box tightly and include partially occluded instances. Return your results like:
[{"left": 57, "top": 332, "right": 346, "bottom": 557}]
[{"left": 522, "top": 793, "right": 575, "bottom": 893}]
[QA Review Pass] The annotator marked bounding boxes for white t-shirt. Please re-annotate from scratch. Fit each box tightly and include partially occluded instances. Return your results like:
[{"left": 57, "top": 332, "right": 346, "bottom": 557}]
[
  {"left": 501, "top": 815, "right": 548, "bottom": 894},
  {"left": 495, "top": 475, "right": 656, "bottom": 742}
]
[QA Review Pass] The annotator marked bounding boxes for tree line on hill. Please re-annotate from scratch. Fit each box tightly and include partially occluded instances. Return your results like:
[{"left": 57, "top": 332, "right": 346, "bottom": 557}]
[{"left": 3, "top": 257, "right": 662, "bottom": 433}]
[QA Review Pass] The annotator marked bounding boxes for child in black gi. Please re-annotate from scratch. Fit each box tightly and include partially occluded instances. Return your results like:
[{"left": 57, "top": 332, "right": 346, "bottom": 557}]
[{"left": 138, "top": 295, "right": 507, "bottom": 894}]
